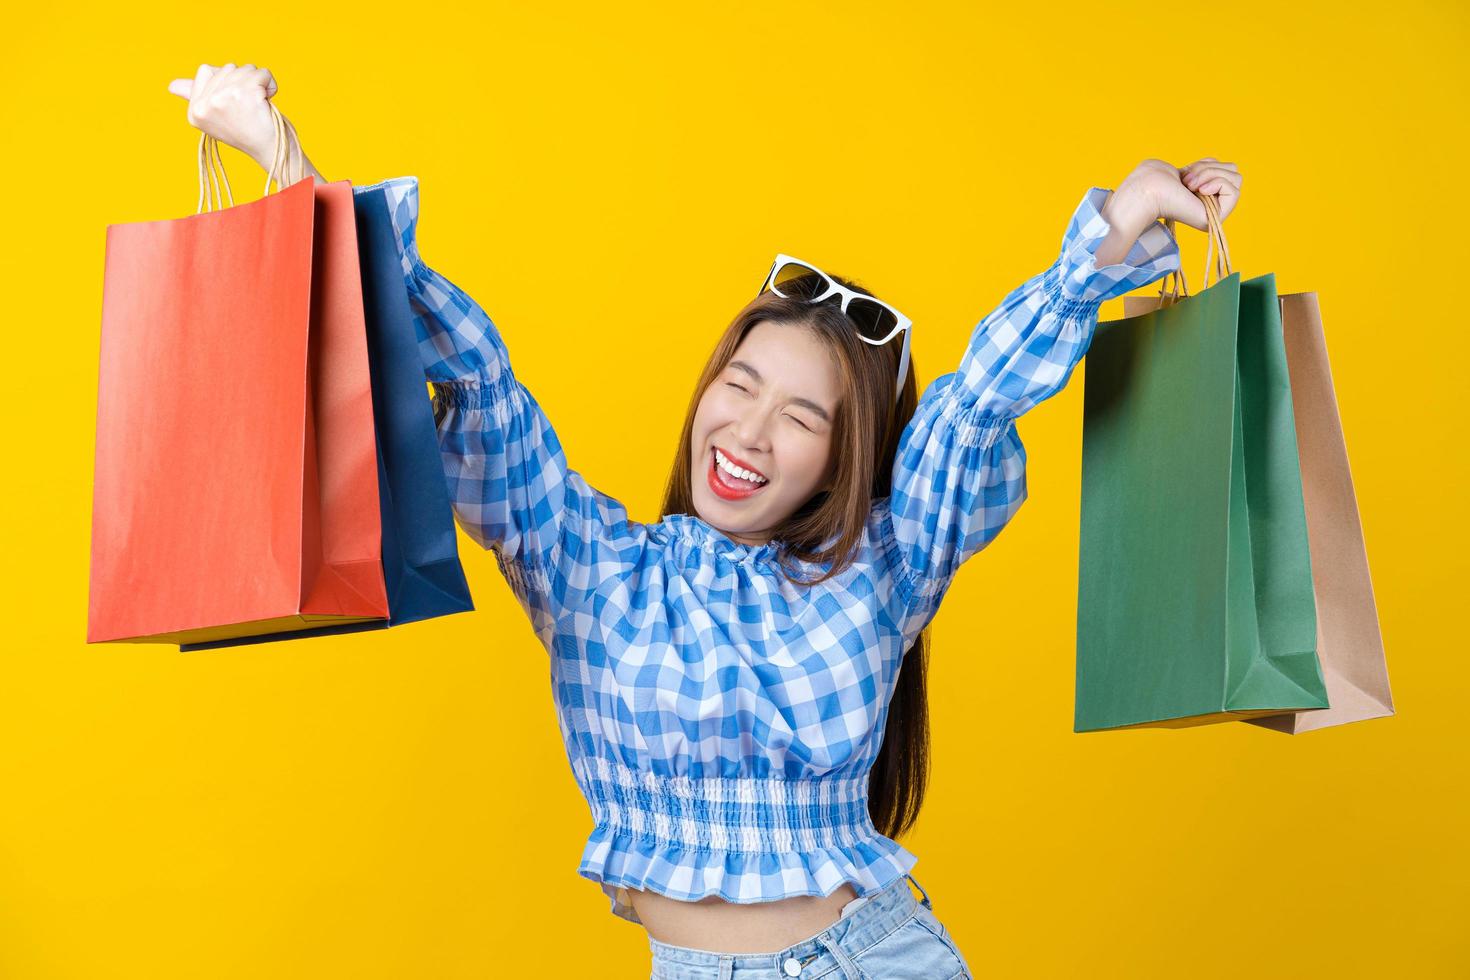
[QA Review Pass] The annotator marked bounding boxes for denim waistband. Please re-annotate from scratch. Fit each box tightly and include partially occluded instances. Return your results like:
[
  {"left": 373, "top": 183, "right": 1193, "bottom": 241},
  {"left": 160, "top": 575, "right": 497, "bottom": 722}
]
[{"left": 648, "top": 873, "right": 930, "bottom": 977}]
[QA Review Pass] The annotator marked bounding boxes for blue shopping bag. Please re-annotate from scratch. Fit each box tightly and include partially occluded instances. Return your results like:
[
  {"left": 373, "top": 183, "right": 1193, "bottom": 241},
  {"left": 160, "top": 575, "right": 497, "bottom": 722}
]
[{"left": 181, "top": 183, "right": 474, "bottom": 650}]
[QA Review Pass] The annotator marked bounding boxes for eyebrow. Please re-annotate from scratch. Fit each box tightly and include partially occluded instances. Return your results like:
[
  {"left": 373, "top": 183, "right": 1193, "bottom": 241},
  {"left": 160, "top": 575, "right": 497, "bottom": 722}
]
[{"left": 727, "top": 360, "right": 833, "bottom": 424}]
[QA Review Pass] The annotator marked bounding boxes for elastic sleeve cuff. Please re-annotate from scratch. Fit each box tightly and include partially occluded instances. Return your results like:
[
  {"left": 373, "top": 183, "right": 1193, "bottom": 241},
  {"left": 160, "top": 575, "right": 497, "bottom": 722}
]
[
  {"left": 350, "top": 175, "right": 425, "bottom": 282},
  {"left": 1055, "top": 187, "right": 1181, "bottom": 307}
]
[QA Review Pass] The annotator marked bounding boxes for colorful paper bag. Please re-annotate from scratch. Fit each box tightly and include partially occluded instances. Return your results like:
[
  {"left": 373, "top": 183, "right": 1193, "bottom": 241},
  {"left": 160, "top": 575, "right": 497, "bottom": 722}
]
[
  {"left": 1240, "top": 291, "right": 1394, "bottom": 732},
  {"left": 179, "top": 181, "right": 475, "bottom": 650},
  {"left": 88, "top": 134, "right": 388, "bottom": 645},
  {"left": 1074, "top": 195, "right": 1330, "bottom": 731}
]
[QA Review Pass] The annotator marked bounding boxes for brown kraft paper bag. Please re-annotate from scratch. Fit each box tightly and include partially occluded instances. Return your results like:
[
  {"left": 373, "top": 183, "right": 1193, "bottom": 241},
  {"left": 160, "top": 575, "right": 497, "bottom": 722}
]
[
  {"left": 1249, "top": 291, "right": 1394, "bottom": 732},
  {"left": 1121, "top": 287, "right": 1394, "bottom": 734}
]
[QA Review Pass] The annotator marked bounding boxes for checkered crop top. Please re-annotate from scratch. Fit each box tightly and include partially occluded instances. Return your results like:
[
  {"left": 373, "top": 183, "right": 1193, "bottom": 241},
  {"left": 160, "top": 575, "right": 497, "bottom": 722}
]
[{"left": 350, "top": 175, "right": 1180, "bottom": 923}]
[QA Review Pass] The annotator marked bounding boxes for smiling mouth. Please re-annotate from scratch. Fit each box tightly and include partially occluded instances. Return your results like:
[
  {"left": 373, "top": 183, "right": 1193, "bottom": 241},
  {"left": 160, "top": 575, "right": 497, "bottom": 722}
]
[{"left": 708, "top": 447, "right": 769, "bottom": 500}]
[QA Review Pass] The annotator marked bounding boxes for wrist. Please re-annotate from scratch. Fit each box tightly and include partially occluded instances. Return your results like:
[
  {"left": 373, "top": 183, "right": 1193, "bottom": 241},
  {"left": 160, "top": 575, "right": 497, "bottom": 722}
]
[
  {"left": 1101, "top": 185, "right": 1156, "bottom": 238},
  {"left": 1095, "top": 186, "right": 1157, "bottom": 267}
]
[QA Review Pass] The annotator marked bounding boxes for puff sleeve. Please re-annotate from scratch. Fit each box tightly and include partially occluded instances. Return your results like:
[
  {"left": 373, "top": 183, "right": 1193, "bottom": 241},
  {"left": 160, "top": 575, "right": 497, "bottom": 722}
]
[
  {"left": 353, "top": 176, "right": 642, "bottom": 617},
  {"left": 884, "top": 187, "right": 1181, "bottom": 632}
]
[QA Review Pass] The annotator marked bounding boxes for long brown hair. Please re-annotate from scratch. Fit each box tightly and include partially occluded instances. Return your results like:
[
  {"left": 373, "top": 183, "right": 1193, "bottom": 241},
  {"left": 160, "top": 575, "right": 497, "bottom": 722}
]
[{"left": 658, "top": 270, "right": 931, "bottom": 841}]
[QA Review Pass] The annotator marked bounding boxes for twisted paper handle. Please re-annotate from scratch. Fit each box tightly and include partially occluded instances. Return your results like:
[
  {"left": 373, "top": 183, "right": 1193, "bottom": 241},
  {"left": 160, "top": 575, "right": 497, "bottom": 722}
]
[
  {"left": 1153, "top": 189, "right": 1234, "bottom": 305},
  {"left": 195, "top": 99, "right": 303, "bottom": 213}
]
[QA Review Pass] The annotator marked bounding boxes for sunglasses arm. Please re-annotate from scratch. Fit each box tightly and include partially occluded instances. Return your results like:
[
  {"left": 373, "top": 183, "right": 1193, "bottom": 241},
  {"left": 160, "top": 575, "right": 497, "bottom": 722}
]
[{"left": 893, "top": 328, "right": 912, "bottom": 406}]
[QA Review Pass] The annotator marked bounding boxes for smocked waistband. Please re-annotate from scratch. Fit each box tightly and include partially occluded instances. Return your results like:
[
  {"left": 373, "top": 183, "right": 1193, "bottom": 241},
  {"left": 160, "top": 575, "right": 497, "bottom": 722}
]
[{"left": 572, "top": 755, "right": 878, "bottom": 853}]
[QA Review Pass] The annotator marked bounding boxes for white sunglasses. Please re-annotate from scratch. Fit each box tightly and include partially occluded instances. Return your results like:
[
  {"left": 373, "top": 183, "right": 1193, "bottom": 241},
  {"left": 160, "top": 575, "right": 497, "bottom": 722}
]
[{"left": 758, "top": 253, "right": 913, "bottom": 406}]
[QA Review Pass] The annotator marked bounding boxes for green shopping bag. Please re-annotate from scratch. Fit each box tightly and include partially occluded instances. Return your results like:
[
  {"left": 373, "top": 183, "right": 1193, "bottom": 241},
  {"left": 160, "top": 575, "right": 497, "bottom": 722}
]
[{"left": 1074, "top": 195, "right": 1329, "bottom": 732}]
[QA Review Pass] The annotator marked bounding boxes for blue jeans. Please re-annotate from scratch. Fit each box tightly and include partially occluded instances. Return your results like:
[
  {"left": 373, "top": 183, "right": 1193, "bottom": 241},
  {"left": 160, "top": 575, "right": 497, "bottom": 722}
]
[{"left": 647, "top": 874, "right": 974, "bottom": 979}]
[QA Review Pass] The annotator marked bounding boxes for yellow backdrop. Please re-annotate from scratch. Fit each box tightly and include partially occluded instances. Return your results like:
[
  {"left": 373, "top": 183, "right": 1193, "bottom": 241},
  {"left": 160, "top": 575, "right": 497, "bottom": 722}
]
[{"left": 3, "top": 1, "right": 1465, "bottom": 977}]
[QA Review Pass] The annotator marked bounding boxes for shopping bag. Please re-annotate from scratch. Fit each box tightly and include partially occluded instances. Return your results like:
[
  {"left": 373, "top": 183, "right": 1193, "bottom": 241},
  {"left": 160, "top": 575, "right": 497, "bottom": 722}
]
[
  {"left": 179, "top": 181, "right": 475, "bottom": 650},
  {"left": 1240, "top": 291, "right": 1394, "bottom": 732},
  {"left": 88, "top": 123, "right": 389, "bottom": 645},
  {"left": 1074, "top": 194, "right": 1330, "bottom": 731}
]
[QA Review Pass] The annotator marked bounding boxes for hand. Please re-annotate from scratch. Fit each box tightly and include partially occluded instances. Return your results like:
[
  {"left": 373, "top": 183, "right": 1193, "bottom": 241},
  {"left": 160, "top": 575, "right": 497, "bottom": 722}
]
[
  {"left": 1093, "top": 158, "right": 1242, "bottom": 266},
  {"left": 167, "top": 63, "right": 287, "bottom": 167},
  {"left": 1124, "top": 157, "right": 1242, "bottom": 231}
]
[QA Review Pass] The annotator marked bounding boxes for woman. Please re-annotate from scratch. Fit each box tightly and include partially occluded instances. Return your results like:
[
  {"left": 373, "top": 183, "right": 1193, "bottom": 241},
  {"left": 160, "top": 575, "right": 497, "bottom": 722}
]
[{"left": 170, "top": 63, "right": 1241, "bottom": 979}]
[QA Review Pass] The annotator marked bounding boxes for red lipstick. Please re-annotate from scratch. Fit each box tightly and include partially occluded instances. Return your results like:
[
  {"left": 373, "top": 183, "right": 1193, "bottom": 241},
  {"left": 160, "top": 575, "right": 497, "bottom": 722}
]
[{"left": 707, "top": 447, "right": 769, "bottom": 501}]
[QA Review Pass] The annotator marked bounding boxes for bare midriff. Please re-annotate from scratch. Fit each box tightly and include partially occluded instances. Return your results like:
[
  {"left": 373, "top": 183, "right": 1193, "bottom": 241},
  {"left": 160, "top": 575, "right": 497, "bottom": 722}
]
[{"left": 629, "top": 882, "right": 861, "bottom": 954}]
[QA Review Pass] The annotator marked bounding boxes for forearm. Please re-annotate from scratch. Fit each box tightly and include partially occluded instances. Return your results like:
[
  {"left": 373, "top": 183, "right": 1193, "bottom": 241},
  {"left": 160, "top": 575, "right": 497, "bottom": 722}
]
[{"left": 1095, "top": 187, "right": 1158, "bottom": 267}]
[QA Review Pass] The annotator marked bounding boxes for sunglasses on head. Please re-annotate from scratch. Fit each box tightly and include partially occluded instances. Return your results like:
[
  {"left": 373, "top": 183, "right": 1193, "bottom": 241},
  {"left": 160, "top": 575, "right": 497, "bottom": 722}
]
[{"left": 757, "top": 253, "right": 912, "bottom": 406}]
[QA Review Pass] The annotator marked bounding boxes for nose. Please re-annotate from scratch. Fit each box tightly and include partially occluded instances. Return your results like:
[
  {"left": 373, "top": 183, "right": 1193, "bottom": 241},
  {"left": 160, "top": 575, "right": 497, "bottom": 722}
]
[{"left": 729, "top": 402, "right": 773, "bottom": 457}]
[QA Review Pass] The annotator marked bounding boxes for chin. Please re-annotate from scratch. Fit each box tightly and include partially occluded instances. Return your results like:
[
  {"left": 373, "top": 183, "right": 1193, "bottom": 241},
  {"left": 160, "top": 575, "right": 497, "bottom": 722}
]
[{"left": 695, "top": 494, "right": 752, "bottom": 527}]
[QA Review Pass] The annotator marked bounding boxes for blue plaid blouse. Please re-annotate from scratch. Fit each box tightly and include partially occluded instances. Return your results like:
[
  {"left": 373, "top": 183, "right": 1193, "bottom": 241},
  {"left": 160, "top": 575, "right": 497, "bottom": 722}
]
[{"left": 351, "top": 176, "right": 1180, "bottom": 924}]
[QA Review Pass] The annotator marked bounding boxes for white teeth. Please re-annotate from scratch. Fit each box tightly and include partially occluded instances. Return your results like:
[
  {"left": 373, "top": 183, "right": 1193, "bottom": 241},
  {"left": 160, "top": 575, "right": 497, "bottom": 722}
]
[{"left": 714, "top": 448, "right": 767, "bottom": 484}]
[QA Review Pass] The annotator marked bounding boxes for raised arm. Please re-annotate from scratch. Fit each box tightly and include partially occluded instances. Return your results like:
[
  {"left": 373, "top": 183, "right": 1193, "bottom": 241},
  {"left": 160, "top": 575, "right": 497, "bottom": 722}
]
[
  {"left": 883, "top": 180, "right": 1181, "bottom": 634},
  {"left": 169, "top": 64, "right": 644, "bottom": 627},
  {"left": 349, "top": 176, "right": 644, "bottom": 623}
]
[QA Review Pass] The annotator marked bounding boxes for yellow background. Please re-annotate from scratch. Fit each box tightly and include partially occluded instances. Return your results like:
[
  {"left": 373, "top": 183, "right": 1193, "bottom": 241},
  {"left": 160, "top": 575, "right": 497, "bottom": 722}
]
[{"left": 2, "top": 1, "right": 1465, "bottom": 976}]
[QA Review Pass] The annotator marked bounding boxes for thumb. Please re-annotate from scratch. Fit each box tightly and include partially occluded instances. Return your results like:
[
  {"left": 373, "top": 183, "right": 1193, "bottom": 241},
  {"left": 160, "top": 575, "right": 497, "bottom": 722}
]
[{"left": 167, "top": 78, "right": 192, "bottom": 100}]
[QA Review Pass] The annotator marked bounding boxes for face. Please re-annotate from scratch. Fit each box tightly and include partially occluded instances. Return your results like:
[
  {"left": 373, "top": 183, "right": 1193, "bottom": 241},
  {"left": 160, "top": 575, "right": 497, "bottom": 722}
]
[{"left": 690, "top": 319, "right": 841, "bottom": 546}]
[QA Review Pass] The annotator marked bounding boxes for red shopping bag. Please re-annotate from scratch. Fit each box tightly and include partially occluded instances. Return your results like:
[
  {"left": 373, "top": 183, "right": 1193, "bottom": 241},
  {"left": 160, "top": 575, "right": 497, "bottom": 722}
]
[{"left": 88, "top": 171, "right": 389, "bottom": 645}]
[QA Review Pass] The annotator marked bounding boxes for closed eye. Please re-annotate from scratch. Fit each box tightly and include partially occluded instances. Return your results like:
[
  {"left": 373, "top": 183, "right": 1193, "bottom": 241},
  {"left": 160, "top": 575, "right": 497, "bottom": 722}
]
[{"left": 725, "top": 381, "right": 815, "bottom": 431}]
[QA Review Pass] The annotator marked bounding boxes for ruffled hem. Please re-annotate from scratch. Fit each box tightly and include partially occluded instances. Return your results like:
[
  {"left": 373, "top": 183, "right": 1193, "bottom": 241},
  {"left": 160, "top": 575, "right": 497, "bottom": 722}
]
[{"left": 575, "top": 823, "right": 920, "bottom": 925}]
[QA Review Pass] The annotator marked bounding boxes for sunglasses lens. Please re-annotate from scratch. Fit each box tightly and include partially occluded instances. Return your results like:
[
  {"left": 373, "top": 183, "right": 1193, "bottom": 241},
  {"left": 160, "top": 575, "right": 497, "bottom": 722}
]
[
  {"left": 846, "top": 297, "right": 900, "bottom": 341},
  {"left": 771, "top": 262, "right": 827, "bottom": 300}
]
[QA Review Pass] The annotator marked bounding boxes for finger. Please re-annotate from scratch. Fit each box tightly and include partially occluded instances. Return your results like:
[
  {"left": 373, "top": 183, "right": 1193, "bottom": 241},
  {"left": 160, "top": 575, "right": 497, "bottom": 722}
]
[
  {"left": 167, "top": 78, "right": 192, "bottom": 100},
  {"left": 194, "top": 62, "right": 221, "bottom": 101},
  {"left": 245, "top": 66, "right": 277, "bottom": 98},
  {"left": 1183, "top": 159, "right": 1237, "bottom": 177},
  {"left": 209, "top": 63, "right": 237, "bottom": 95},
  {"left": 1184, "top": 167, "right": 1240, "bottom": 192},
  {"left": 1184, "top": 166, "right": 1224, "bottom": 190},
  {"left": 1197, "top": 172, "right": 1242, "bottom": 194},
  {"left": 1203, "top": 178, "right": 1241, "bottom": 222}
]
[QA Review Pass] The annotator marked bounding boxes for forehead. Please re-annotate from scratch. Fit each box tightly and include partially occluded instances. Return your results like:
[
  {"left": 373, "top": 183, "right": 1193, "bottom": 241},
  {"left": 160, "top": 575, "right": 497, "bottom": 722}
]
[{"left": 728, "top": 320, "right": 841, "bottom": 403}]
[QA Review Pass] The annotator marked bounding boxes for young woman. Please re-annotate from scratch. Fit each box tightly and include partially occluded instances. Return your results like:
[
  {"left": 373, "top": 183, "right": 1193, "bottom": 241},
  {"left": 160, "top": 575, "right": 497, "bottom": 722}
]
[{"left": 172, "top": 63, "right": 1241, "bottom": 979}]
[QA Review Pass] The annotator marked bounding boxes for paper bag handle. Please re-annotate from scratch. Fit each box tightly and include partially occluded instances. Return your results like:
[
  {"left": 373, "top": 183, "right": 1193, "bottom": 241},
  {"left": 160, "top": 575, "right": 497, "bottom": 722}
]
[
  {"left": 195, "top": 99, "right": 304, "bottom": 214},
  {"left": 1154, "top": 190, "right": 1233, "bottom": 306}
]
